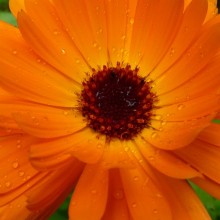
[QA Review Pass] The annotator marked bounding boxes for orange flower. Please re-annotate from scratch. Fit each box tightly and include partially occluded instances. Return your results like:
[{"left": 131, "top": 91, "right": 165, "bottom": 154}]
[{"left": 0, "top": 0, "right": 220, "bottom": 219}]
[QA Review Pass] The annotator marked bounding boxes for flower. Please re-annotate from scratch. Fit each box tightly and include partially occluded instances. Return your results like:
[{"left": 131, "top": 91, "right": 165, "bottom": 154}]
[{"left": 0, "top": 0, "right": 220, "bottom": 219}]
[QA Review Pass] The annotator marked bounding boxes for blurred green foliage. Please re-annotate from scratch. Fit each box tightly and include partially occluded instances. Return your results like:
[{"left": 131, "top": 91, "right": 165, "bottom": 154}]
[{"left": 1, "top": 1, "right": 220, "bottom": 219}]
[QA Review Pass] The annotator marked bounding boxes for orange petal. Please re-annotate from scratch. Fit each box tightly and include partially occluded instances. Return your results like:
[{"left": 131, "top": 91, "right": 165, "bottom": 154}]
[
  {"left": 156, "top": 172, "right": 211, "bottom": 220},
  {"left": 0, "top": 22, "right": 80, "bottom": 107},
  {"left": 0, "top": 101, "right": 86, "bottom": 138},
  {"left": 155, "top": 22, "right": 220, "bottom": 95},
  {"left": 0, "top": 135, "right": 38, "bottom": 195},
  {"left": 18, "top": 0, "right": 90, "bottom": 83},
  {"left": 102, "top": 169, "right": 130, "bottom": 220},
  {"left": 175, "top": 139, "right": 220, "bottom": 183},
  {"left": 152, "top": 0, "right": 207, "bottom": 81},
  {"left": 0, "top": 195, "right": 31, "bottom": 220},
  {"left": 69, "top": 164, "right": 108, "bottom": 220},
  {"left": 129, "top": 0, "right": 183, "bottom": 75},
  {"left": 140, "top": 118, "right": 207, "bottom": 150},
  {"left": 215, "top": 112, "right": 220, "bottom": 120},
  {"left": 30, "top": 128, "right": 106, "bottom": 167},
  {"left": 184, "top": 0, "right": 217, "bottom": 25},
  {"left": 168, "top": 180, "right": 211, "bottom": 219},
  {"left": 198, "top": 123, "right": 220, "bottom": 146},
  {"left": 192, "top": 177, "right": 220, "bottom": 200},
  {"left": 53, "top": 0, "right": 108, "bottom": 67},
  {"left": 0, "top": 134, "right": 50, "bottom": 207},
  {"left": 101, "top": 139, "right": 135, "bottom": 169},
  {"left": 104, "top": 0, "right": 136, "bottom": 64},
  {"left": 9, "top": 0, "right": 25, "bottom": 17},
  {"left": 120, "top": 167, "right": 172, "bottom": 220},
  {"left": 135, "top": 135, "right": 201, "bottom": 179},
  {"left": 27, "top": 160, "right": 83, "bottom": 211},
  {"left": 205, "top": 0, "right": 218, "bottom": 22},
  {"left": 157, "top": 55, "right": 220, "bottom": 106},
  {"left": 155, "top": 94, "right": 219, "bottom": 122}
]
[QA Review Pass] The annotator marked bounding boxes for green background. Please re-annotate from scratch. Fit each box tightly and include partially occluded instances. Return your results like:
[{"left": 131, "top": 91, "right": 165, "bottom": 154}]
[{"left": 0, "top": 0, "right": 220, "bottom": 219}]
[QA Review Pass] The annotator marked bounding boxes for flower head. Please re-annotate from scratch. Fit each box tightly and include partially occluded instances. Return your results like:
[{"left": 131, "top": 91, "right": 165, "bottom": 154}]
[{"left": 0, "top": 0, "right": 220, "bottom": 219}]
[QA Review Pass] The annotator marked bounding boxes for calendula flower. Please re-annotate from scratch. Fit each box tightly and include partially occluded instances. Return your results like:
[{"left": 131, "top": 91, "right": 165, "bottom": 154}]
[{"left": 0, "top": 0, "right": 220, "bottom": 219}]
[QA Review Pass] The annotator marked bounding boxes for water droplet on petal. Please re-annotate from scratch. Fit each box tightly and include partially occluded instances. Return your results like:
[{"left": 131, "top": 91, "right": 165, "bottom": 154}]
[
  {"left": 133, "top": 176, "right": 139, "bottom": 181},
  {"left": 61, "top": 49, "right": 66, "bottom": 54},
  {"left": 5, "top": 182, "right": 11, "bottom": 188},
  {"left": 63, "top": 111, "right": 68, "bottom": 116},
  {"left": 177, "top": 104, "right": 184, "bottom": 110},
  {"left": 53, "top": 30, "right": 59, "bottom": 35},
  {"left": 18, "top": 171, "right": 25, "bottom": 177},
  {"left": 12, "top": 50, "right": 18, "bottom": 55},
  {"left": 151, "top": 132, "right": 157, "bottom": 139},
  {"left": 12, "top": 162, "right": 19, "bottom": 169},
  {"left": 97, "top": 143, "right": 103, "bottom": 149},
  {"left": 153, "top": 209, "right": 158, "bottom": 214},
  {"left": 129, "top": 18, "right": 134, "bottom": 25},
  {"left": 91, "top": 189, "right": 97, "bottom": 194},
  {"left": 132, "top": 203, "right": 137, "bottom": 208},
  {"left": 154, "top": 115, "right": 162, "bottom": 120},
  {"left": 113, "top": 189, "right": 124, "bottom": 200}
]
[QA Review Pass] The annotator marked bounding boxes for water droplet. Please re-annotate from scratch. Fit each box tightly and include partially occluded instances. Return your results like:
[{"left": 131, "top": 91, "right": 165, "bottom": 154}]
[
  {"left": 169, "top": 47, "right": 175, "bottom": 57},
  {"left": 121, "top": 35, "right": 126, "bottom": 40},
  {"left": 53, "top": 30, "right": 59, "bottom": 35},
  {"left": 91, "top": 189, "right": 97, "bottom": 194},
  {"left": 18, "top": 171, "right": 25, "bottom": 177},
  {"left": 154, "top": 115, "right": 162, "bottom": 120},
  {"left": 97, "top": 143, "right": 103, "bottom": 149},
  {"left": 113, "top": 189, "right": 124, "bottom": 200},
  {"left": 161, "top": 121, "right": 167, "bottom": 126},
  {"left": 177, "top": 104, "right": 184, "bottom": 110},
  {"left": 151, "top": 132, "right": 157, "bottom": 139},
  {"left": 12, "top": 50, "right": 18, "bottom": 55},
  {"left": 124, "top": 146, "right": 129, "bottom": 152},
  {"left": 133, "top": 176, "right": 139, "bottom": 181},
  {"left": 129, "top": 18, "right": 134, "bottom": 25},
  {"left": 5, "top": 182, "right": 11, "bottom": 188},
  {"left": 153, "top": 209, "right": 158, "bottom": 214},
  {"left": 156, "top": 193, "right": 162, "bottom": 198},
  {"left": 63, "top": 111, "right": 68, "bottom": 116},
  {"left": 61, "top": 49, "right": 66, "bottom": 54},
  {"left": 93, "top": 42, "right": 98, "bottom": 48},
  {"left": 132, "top": 203, "right": 137, "bottom": 208},
  {"left": 12, "top": 162, "right": 19, "bottom": 169},
  {"left": 148, "top": 156, "right": 155, "bottom": 161}
]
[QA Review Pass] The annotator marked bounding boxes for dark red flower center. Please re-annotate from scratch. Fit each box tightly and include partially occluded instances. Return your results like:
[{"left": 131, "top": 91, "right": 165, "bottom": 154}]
[{"left": 79, "top": 63, "right": 156, "bottom": 140}]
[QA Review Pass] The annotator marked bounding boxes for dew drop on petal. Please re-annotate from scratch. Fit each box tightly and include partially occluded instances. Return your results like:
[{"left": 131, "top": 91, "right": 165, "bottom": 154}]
[
  {"left": 63, "top": 111, "right": 68, "bottom": 116},
  {"left": 18, "top": 171, "right": 25, "bottom": 177},
  {"left": 132, "top": 203, "right": 137, "bottom": 208},
  {"left": 177, "top": 104, "right": 184, "bottom": 110},
  {"left": 154, "top": 115, "right": 162, "bottom": 120},
  {"left": 5, "top": 182, "right": 11, "bottom": 188},
  {"left": 129, "top": 18, "right": 134, "bottom": 25},
  {"left": 12, "top": 50, "right": 18, "bottom": 55},
  {"left": 61, "top": 49, "right": 66, "bottom": 54},
  {"left": 12, "top": 162, "right": 19, "bottom": 169},
  {"left": 91, "top": 189, "right": 97, "bottom": 194},
  {"left": 53, "top": 30, "right": 59, "bottom": 35},
  {"left": 97, "top": 143, "right": 104, "bottom": 149},
  {"left": 113, "top": 189, "right": 124, "bottom": 200},
  {"left": 153, "top": 209, "right": 158, "bottom": 214},
  {"left": 133, "top": 176, "right": 139, "bottom": 181},
  {"left": 151, "top": 132, "right": 157, "bottom": 139}
]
